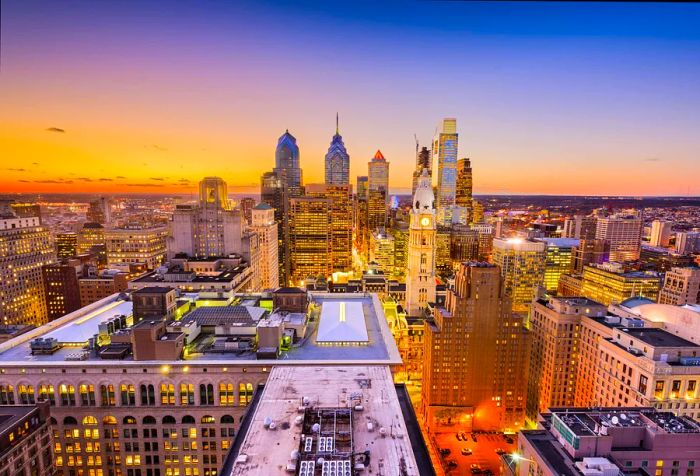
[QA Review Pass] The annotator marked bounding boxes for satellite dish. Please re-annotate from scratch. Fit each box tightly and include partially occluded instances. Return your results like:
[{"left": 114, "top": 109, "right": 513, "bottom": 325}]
[
  {"left": 611, "top": 416, "right": 619, "bottom": 425},
  {"left": 620, "top": 413, "right": 627, "bottom": 420}
]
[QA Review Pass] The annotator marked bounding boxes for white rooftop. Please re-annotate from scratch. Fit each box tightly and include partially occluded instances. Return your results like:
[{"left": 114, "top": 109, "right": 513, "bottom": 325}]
[{"left": 316, "top": 301, "right": 368, "bottom": 344}]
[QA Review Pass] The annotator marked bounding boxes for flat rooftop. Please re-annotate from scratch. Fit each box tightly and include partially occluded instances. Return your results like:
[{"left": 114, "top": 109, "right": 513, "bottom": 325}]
[
  {"left": 551, "top": 408, "right": 700, "bottom": 437},
  {"left": 0, "top": 293, "right": 401, "bottom": 366},
  {"left": 131, "top": 267, "right": 248, "bottom": 284},
  {"left": 623, "top": 328, "right": 698, "bottom": 348},
  {"left": 224, "top": 366, "right": 423, "bottom": 476}
]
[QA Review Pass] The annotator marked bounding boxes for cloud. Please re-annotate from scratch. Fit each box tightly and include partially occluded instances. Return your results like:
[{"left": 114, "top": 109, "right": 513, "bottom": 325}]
[
  {"left": 177, "top": 178, "right": 191, "bottom": 183},
  {"left": 34, "top": 179, "right": 74, "bottom": 184},
  {"left": 6, "top": 168, "right": 26, "bottom": 172},
  {"left": 150, "top": 177, "right": 166, "bottom": 181},
  {"left": 644, "top": 157, "right": 662, "bottom": 162},
  {"left": 116, "top": 176, "right": 127, "bottom": 179},
  {"left": 126, "top": 183, "right": 164, "bottom": 187},
  {"left": 31, "top": 162, "right": 40, "bottom": 166},
  {"left": 77, "top": 177, "right": 94, "bottom": 182},
  {"left": 147, "top": 144, "right": 168, "bottom": 152},
  {"left": 98, "top": 178, "right": 114, "bottom": 182},
  {"left": 46, "top": 127, "right": 66, "bottom": 133},
  {"left": 19, "top": 180, "right": 30, "bottom": 183}
]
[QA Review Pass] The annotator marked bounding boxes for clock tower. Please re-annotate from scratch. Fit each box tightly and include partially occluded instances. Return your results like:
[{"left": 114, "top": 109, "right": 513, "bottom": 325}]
[{"left": 405, "top": 168, "right": 437, "bottom": 317}]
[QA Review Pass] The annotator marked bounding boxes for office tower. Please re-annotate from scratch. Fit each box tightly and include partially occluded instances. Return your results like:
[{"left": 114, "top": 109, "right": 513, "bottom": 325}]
[
  {"left": 455, "top": 157, "right": 473, "bottom": 224},
  {"left": 356, "top": 175, "right": 368, "bottom": 199},
  {"left": 515, "top": 408, "right": 700, "bottom": 476},
  {"left": 354, "top": 176, "right": 370, "bottom": 263},
  {"left": 370, "top": 229, "right": 394, "bottom": 273},
  {"left": 0, "top": 403, "right": 56, "bottom": 474},
  {"left": 471, "top": 199, "right": 484, "bottom": 224},
  {"left": 676, "top": 230, "right": 700, "bottom": 255},
  {"left": 658, "top": 267, "right": 700, "bottom": 305},
  {"left": 305, "top": 184, "right": 353, "bottom": 273},
  {"left": 422, "top": 262, "right": 530, "bottom": 432},
  {"left": 537, "top": 238, "right": 578, "bottom": 292},
  {"left": 450, "top": 225, "right": 480, "bottom": 262},
  {"left": 105, "top": 225, "right": 168, "bottom": 270},
  {"left": 368, "top": 149, "right": 389, "bottom": 207},
  {"left": 86, "top": 196, "right": 111, "bottom": 225},
  {"left": 77, "top": 222, "right": 105, "bottom": 256},
  {"left": 324, "top": 114, "right": 350, "bottom": 185},
  {"left": 0, "top": 215, "right": 55, "bottom": 326},
  {"left": 527, "top": 297, "right": 607, "bottom": 421},
  {"left": 260, "top": 170, "right": 289, "bottom": 284},
  {"left": 650, "top": 220, "right": 673, "bottom": 247},
  {"left": 274, "top": 129, "right": 302, "bottom": 194},
  {"left": 391, "top": 221, "right": 409, "bottom": 277},
  {"left": 572, "top": 238, "right": 609, "bottom": 273},
  {"left": 170, "top": 177, "right": 244, "bottom": 259},
  {"left": 9, "top": 202, "right": 42, "bottom": 223},
  {"left": 492, "top": 238, "right": 546, "bottom": 313},
  {"left": 639, "top": 245, "right": 694, "bottom": 272},
  {"left": 562, "top": 215, "right": 597, "bottom": 239},
  {"left": 240, "top": 197, "right": 256, "bottom": 227},
  {"left": 78, "top": 270, "right": 130, "bottom": 307},
  {"left": 580, "top": 263, "right": 661, "bottom": 305},
  {"left": 435, "top": 227, "right": 452, "bottom": 276},
  {"left": 42, "top": 261, "right": 82, "bottom": 320},
  {"left": 432, "top": 118, "right": 458, "bottom": 226},
  {"left": 405, "top": 169, "right": 436, "bottom": 317},
  {"left": 249, "top": 203, "right": 279, "bottom": 290},
  {"left": 367, "top": 188, "right": 387, "bottom": 231},
  {"left": 55, "top": 232, "right": 78, "bottom": 258},
  {"left": 596, "top": 213, "right": 643, "bottom": 262},
  {"left": 412, "top": 146, "right": 431, "bottom": 196},
  {"left": 289, "top": 196, "right": 332, "bottom": 285}
]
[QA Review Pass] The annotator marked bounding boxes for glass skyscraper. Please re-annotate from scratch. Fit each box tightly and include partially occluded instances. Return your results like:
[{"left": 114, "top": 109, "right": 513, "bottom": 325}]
[
  {"left": 432, "top": 118, "right": 458, "bottom": 226},
  {"left": 325, "top": 115, "right": 350, "bottom": 185},
  {"left": 274, "top": 130, "right": 302, "bottom": 195}
]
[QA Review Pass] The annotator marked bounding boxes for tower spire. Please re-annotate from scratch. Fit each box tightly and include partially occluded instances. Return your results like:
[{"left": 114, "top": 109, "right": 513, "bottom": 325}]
[{"left": 336, "top": 112, "right": 339, "bottom": 135}]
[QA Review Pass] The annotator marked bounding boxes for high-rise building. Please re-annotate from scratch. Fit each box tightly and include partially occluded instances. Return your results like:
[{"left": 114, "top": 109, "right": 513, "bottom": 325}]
[
  {"left": 354, "top": 176, "right": 370, "bottom": 263},
  {"left": 580, "top": 263, "right": 661, "bottom": 305},
  {"left": 455, "top": 157, "right": 473, "bottom": 224},
  {"left": 368, "top": 149, "right": 389, "bottom": 206},
  {"left": 405, "top": 169, "right": 436, "bottom": 317},
  {"left": 432, "top": 118, "right": 458, "bottom": 226},
  {"left": 492, "top": 238, "right": 546, "bottom": 313},
  {"left": 471, "top": 199, "right": 484, "bottom": 224},
  {"left": 412, "top": 146, "right": 431, "bottom": 197},
  {"left": 572, "top": 238, "right": 609, "bottom": 273},
  {"left": 324, "top": 114, "right": 350, "bottom": 185},
  {"left": 370, "top": 229, "right": 394, "bottom": 273},
  {"left": 239, "top": 197, "right": 256, "bottom": 227},
  {"left": 596, "top": 213, "right": 643, "bottom": 262},
  {"left": 450, "top": 225, "right": 480, "bottom": 262},
  {"left": 86, "top": 196, "right": 112, "bottom": 225},
  {"left": 289, "top": 196, "right": 332, "bottom": 285},
  {"left": 55, "top": 232, "right": 78, "bottom": 258},
  {"left": 169, "top": 177, "right": 244, "bottom": 259},
  {"left": 274, "top": 129, "right": 302, "bottom": 194},
  {"left": 0, "top": 216, "right": 55, "bottom": 326},
  {"left": 562, "top": 215, "right": 597, "bottom": 239},
  {"left": 0, "top": 403, "right": 56, "bottom": 475},
  {"left": 367, "top": 188, "right": 387, "bottom": 231},
  {"left": 650, "top": 220, "right": 673, "bottom": 247},
  {"left": 105, "top": 225, "right": 168, "bottom": 270},
  {"left": 42, "top": 260, "right": 83, "bottom": 320},
  {"left": 391, "top": 221, "right": 409, "bottom": 278},
  {"left": 676, "top": 230, "right": 700, "bottom": 255},
  {"left": 77, "top": 222, "right": 106, "bottom": 262},
  {"left": 537, "top": 238, "right": 578, "bottom": 292},
  {"left": 422, "top": 262, "right": 530, "bottom": 432},
  {"left": 306, "top": 184, "right": 353, "bottom": 273},
  {"left": 658, "top": 267, "right": 700, "bottom": 305},
  {"left": 435, "top": 226, "right": 452, "bottom": 276},
  {"left": 249, "top": 203, "right": 279, "bottom": 290}
]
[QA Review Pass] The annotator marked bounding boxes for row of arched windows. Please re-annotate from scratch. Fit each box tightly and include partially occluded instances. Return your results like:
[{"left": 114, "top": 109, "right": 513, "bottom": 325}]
[
  {"left": 0, "top": 382, "right": 256, "bottom": 407},
  {"left": 60, "top": 415, "right": 234, "bottom": 426}
]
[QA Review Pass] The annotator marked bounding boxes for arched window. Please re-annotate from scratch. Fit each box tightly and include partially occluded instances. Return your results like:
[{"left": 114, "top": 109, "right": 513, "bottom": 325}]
[
  {"left": 120, "top": 384, "right": 135, "bottom": 406},
  {"left": 63, "top": 416, "right": 78, "bottom": 425},
  {"left": 140, "top": 384, "right": 155, "bottom": 406},
  {"left": 49, "top": 417, "right": 57, "bottom": 426},
  {"left": 199, "top": 383, "right": 214, "bottom": 406},
  {"left": 160, "top": 383, "right": 175, "bottom": 405},
  {"left": 103, "top": 416, "right": 117, "bottom": 425},
  {"left": 143, "top": 416, "right": 156, "bottom": 425},
  {"left": 79, "top": 384, "right": 96, "bottom": 406},
  {"left": 0, "top": 385, "right": 15, "bottom": 405},
  {"left": 238, "top": 383, "right": 253, "bottom": 406},
  {"left": 219, "top": 383, "right": 235, "bottom": 406},
  {"left": 123, "top": 416, "right": 136, "bottom": 425},
  {"left": 18, "top": 384, "right": 35, "bottom": 404},
  {"left": 162, "top": 415, "right": 176, "bottom": 424},
  {"left": 179, "top": 383, "right": 195, "bottom": 405},
  {"left": 38, "top": 384, "right": 55, "bottom": 405},
  {"left": 82, "top": 416, "right": 98, "bottom": 426},
  {"left": 221, "top": 415, "right": 235, "bottom": 424},
  {"left": 182, "top": 415, "right": 195, "bottom": 424},
  {"left": 201, "top": 415, "right": 215, "bottom": 424},
  {"left": 100, "top": 384, "right": 115, "bottom": 407},
  {"left": 59, "top": 384, "right": 75, "bottom": 406}
]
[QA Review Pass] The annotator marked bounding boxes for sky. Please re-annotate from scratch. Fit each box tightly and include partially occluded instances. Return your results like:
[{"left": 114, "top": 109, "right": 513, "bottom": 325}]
[{"left": 1, "top": 1, "right": 699, "bottom": 196}]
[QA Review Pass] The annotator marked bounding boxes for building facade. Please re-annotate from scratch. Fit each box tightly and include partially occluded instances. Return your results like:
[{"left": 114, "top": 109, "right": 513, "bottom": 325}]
[
  {"left": 455, "top": 157, "right": 473, "bottom": 224},
  {"left": 105, "top": 225, "right": 168, "bottom": 270},
  {"left": 249, "top": 203, "right": 279, "bottom": 290},
  {"left": 580, "top": 263, "right": 661, "bottom": 306},
  {"left": 596, "top": 213, "right": 643, "bottom": 262},
  {"left": 659, "top": 267, "right": 700, "bottom": 306},
  {"left": 324, "top": 116, "right": 350, "bottom": 186},
  {"left": 491, "top": 238, "right": 546, "bottom": 314},
  {"left": 289, "top": 196, "right": 332, "bottom": 285},
  {"left": 432, "top": 118, "right": 458, "bottom": 226}
]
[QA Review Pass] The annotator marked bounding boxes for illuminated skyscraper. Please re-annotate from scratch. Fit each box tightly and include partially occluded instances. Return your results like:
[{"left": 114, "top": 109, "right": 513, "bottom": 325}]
[
  {"left": 249, "top": 203, "right": 279, "bottom": 289},
  {"left": 412, "top": 146, "right": 431, "bottom": 197},
  {"left": 289, "top": 196, "right": 332, "bottom": 285},
  {"left": 368, "top": 150, "right": 389, "bottom": 206},
  {"left": 86, "top": 197, "right": 112, "bottom": 225},
  {"left": 405, "top": 169, "right": 436, "bottom": 317},
  {"left": 537, "top": 238, "right": 578, "bottom": 292},
  {"left": 422, "top": 262, "right": 530, "bottom": 432},
  {"left": 324, "top": 114, "right": 350, "bottom": 185},
  {"left": 432, "top": 118, "right": 458, "bottom": 226},
  {"left": 650, "top": 219, "right": 673, "bottom": 247},
  {"left": 354, "top": 176, "right": 370, "bottom": 262},
  {"left": 306, "top": 184, "right": 353, "bottom": 273},
  {"left": 274, "top": 129, "right": 302, "bottom": 194},
  {"left": 370, "top": 229, "right": 395, "bottom": 273},
  {"left": 595, "top": 212, "right": 643, "bottom": 262},
  {"left": 455, "top": 157, "right": 473, "bottom": 224},
  {"left": 492, "top": 238, "right": 546, "bottom": 313},
  {"left": 55, "top": 232, "right": 78, "bottom": 258},
  {"left": 0, "top": 215, "right": 55, "bottom": 326},
  {"left": 106, "top": 225, "right": 169, "bottom": 270},
  {"left": 580, "top": 263, "right": 661, "bottom": 305}
]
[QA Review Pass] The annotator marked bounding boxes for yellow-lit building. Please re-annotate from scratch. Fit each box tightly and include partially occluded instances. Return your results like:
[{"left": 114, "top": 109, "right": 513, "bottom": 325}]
[
  {"left": 435, "top": 227, "right": 452, "bottom": 277},
  {"left": 492, "top": 238, "right": 546, "bottom": 313},
  {"left": 580, "top": 263, "right": 661, "bottom": 306},
  {"left": 390, "top": 222, "right": 408, "bottom": 278},
  {"left": 105, "top": 226, "right": 169, "bottom": 270},
  {"left": 538, "top": 238, "right": 578, "bottom": 292},
  {"left": 289, "top": 196, "right": 332, "bottom": 285},
  {"left": 370, "top": 229, "right": 394, "bottom": 274},
  {"left": 55, "top": 232, "right": 78, "bottom": 259},
  {"left": 306, "top": 184, "right": 352, "bottom": 273},
  {"left": 76, "top": 223, "right": 106, "bottom": 264}
]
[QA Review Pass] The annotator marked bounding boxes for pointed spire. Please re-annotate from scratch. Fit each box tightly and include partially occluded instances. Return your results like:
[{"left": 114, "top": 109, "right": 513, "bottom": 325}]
[{"left": 336, "top": 112, "right": 339, "bottom": 135}]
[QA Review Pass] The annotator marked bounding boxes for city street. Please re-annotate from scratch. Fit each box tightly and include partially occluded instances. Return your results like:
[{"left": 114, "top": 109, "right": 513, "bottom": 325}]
[{"left": 433, "top": 430, "right": 516, "bottom": 475}]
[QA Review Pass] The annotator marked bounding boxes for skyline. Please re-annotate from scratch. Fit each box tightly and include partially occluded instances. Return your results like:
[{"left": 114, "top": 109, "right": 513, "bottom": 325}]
[{"left": 2, "top": 1, "right": 700, "bottom": 196}]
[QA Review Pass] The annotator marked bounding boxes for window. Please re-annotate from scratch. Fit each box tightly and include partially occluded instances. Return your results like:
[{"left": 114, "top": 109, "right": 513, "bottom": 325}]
[
  {"left": 140, "top": 384, "right": 155, "bottom": 406},
  {"left": 639, "top": 375, "right": 648, "bottom": 395},
  {"left": 239, "top": 383, "right": 253, "bottom": 406},
  {"left": 100, "top": 384, "right": 116, "bottom": 406},
  {"left": 18, "top": 384, "right": 35, "bottom": 404},
  {"left": 201, "top": 415, "right": 215, "bottom": 424},
  {"left": 60, "top": 384, "right": 76, "bottom": 406},
  {"left": 160, "top": 384, "right": 175, "bottom": 405},
  {"left": 80, "top": 384, "right": 96, "bottom": 406},
  {"left": 200, "top": 384, "right": 214, "bottom": 406},
  {"left": 0, "top": 385, "right": 15, "bottom": 405},
  {"left": 82, "top": 416, "right": 98, "bottom": 426},
  {"left": 219, "top": 383, "right": 235, "bottom": 406},
  {"left": 120, "top": 384, "right": 136, "bottom": 406},
  {"left": 180, "top": 384, "right": 195, "bottom": 405},
  {"left": 655, "top": 381, "right": 665, "bottom": 399},
  {"left": 39, "top": 384, "right": 55, "bottom": 405}
]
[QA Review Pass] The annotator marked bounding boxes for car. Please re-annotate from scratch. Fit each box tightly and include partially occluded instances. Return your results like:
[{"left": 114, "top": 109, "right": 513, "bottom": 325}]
[
  {"left": 456, "top": 433, "right": 463, "bottom": 441},
  {"left": 440, "top": 448, "right": 451, "bottom": 456},
  {"left": 461, "top": 448, "right": 473, "bottom": 456},
  {"left": 447, "top": 460, "right": 458, "bottom": 468},
  {"left": 495, "top": 448, "right": 506, "bottom": 455},
  {"left": 460, "top": 431, "right": 468, "bottom": 440},
  {"left": 471, "top": 434, "right": 478, "bottom": 442},
  {"left": 471, "top": 464, "right": 481, "bottom": 470}
]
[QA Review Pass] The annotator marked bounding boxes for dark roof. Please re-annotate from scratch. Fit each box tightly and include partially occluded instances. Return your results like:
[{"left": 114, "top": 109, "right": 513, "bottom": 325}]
[
  {"left": 181, "top": 306, "right": 263, "bottom": 326},
  {"left": 132, "top": 287, "right": 175, "bottom": 294},
  {"left": 523, "top": 431, "right": 578, "bottom": 476},
  {"left": 274, "top": 287, "right": 305, "bottom": 294},
  {"left": 82, "top": 222, "right": 104, "bottom": 229},
  {"left": 624, "top": 328, "right": 698, "bottom": 348}
]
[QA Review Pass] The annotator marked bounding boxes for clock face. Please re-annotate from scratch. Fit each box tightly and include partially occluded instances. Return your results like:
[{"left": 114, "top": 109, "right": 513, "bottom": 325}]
[{"left": 420, "top": 217, "right": 431, "bottom": 227}]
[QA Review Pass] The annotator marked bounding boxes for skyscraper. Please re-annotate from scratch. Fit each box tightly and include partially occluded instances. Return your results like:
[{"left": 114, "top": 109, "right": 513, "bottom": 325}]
[
  {"left": 491, "top": 238, "right": 546, "bottom": 314},
  {"left": 324, "top": 114, "right": 350, "bottom": 185},
  {"left": 86, "top": 197, "right": 112, "bottom": 225},
  {"left": 305, "top": 184, "right": 353, "bottom": 273},
  {"left": 274, "top": 129, "right": 302, "bottom": 195},
  {"left": 405, "top": 169, "right": 436, "bottom": 317},
  {"left": 169, "top": 177, "right": 244, "bottom": 259},
  {"left": 0, "top": 215, "right": 55, "bottom": 326},
  {"left": 412, "top": 146, "right": 431, "bottom": 197},
  {"left": 354, "top": 176, "right": 370, "bottom": 263},
  {"left": 537, "top": 237, "right": 578, "bottom": 292},
  {"left": 289, "top": 196, "right": 332, "bottom": 285},
  {"left": 368, "top": 149, "right": 389, "bottom": 206},
  {"left": 106, "top": 225, "right": 169, "bottom": 270},
  {"left": 455, "top": 157, "right": 473, "bottom": 224},
  {"left": 432, "top": 118, "right": 458, "bottom": 226},
  {"left": 650, "top": 219, "right": 673, "bottom": 247},
  {"left": 55, "top": 232, "right": 78, "bottom": 258},
  {"left": 595, "top": 212, "right": 643, "bottom": 262},
  {"left": 422, "top": 262, "right": 530, "bottom": 432},
  {"left": 249, "top": 203, "right": 279, "bottom": 290},
  {"left": 658, "top": 267, "right": 700, "bottom": 305}
]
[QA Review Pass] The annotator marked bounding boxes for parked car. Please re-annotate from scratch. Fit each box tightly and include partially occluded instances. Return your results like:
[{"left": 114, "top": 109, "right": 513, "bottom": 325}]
[
  {"left": 440, "top": 448, "right": 451, "bottom": 456},
  {"left": 461, "top": 448, "right": 473, "bottom": 456},
  {"left": 471, "top": 433, "right": 478, "bottom": 442},
  {"left": 495, "top": 448, "right": 506, "bottom": 455},
  {"left": 447, "top": 460, "right": 458, "bottom": 468}
]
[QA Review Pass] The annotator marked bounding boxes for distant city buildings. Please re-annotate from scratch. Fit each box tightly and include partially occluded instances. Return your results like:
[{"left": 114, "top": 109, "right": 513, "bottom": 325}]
[
  {"left": 105, "top": 224, "right": 168, "bottom": 270},
  {"left": 650, "top": 219, "right": 673, "bottom": 247},
  {"left": 579, "top": 263, "right": 661, "bottom": 305},
  {"left": 676, "top": 230, "right": 700, "bottom": 255},
  {"left": 658, "top": 267, "right": 700, "bottom": 305},
  {"left": 55, "top": 232, "right": 78, "bottom": 258},
  {"left": 596, "top": 212, "right": 643, "bottom": 262}
]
